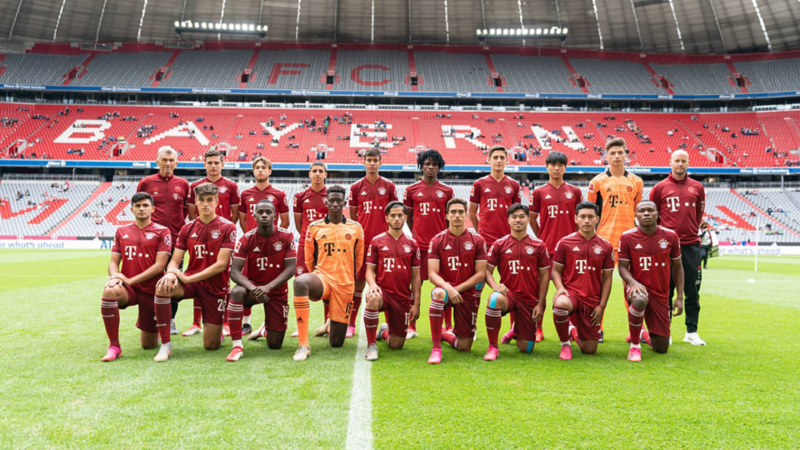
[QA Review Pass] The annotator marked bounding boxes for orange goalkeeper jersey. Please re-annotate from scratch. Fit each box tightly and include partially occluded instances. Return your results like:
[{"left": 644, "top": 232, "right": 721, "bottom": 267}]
[
  {"left": 587, "top": 169, "right": 644, "bottom": 250},
  {"left": 304, "top": 216, "right": 365, "bottom": 285}
]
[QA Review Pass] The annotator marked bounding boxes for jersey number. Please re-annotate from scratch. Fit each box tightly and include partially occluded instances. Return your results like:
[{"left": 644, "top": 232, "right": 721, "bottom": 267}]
[{"left": 217, "top": 298, "right": 226, "bottom": 312}]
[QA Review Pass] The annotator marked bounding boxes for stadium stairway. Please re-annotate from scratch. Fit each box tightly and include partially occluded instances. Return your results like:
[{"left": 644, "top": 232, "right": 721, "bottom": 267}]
[{"left": 47, "top": 182, "right": 112, "bottom": 236}]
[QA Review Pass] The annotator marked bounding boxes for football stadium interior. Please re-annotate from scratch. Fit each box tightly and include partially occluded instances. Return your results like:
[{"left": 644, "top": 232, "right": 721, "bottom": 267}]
[{"left": 2, "top": 0, "right": 799, "bottom": 448}]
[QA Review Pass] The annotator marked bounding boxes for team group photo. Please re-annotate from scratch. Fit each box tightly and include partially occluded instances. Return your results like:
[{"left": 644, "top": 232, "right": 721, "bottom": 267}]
[{"left": 2, "top": 0, "right": 799, "bottom": 447}]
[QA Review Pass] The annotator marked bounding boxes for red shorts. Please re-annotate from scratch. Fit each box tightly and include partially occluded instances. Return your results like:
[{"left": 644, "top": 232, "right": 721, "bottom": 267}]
[
  {"left": 625, "top": 287, "right": 671, "bottom": 337},
  {"left": 182, "top": 282, "right": 227, "bottom": 326},
  {"left": 356, "top": 261, "right": 367, "bottom": 281},
  {"left": 451, "top": 293, "right": 481, "bottom": 339},
  {"left": 378, "top": 294, "right": 411, "bottom": 337},
  {"left": 503, "top": 292, "right": 539, "bottom": 342},
  {"left": 122, "top": 285, "right": 157, "bottom": 333},
  {"left": 262, "top": 295, "right": 290, "bottom": 332},
  {"left": 566, "top": 293, "right": 602, "bottom": 341},
  {"left": 419, "top": 248, "right": 430, "bottom": 281}
]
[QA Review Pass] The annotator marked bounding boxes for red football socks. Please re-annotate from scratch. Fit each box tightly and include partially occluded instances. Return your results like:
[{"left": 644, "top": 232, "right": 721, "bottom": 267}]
[
  {"left": 154, "top": 296, "right": 173, "bottom": 344},
  {"left": 628, "top": 305, "right": 645, "bottom": 345},
  {"left": 349, "top": 293, "right": 362, "bottom": 327},
  {"left": 364, "top": 308, "right": 380, "bottom": 344},
  {"left": 444, "top": 307, "right": 453, "bottom": 330},
  {"left": 192, "top": 298, "right": 203, "bottom": 326},
  {"left": 101, "top": 298, "right": 120, "bottom": 347},
  {"left": 227, "top": 300, "right": 244, "bottom": 342},
  {"left": 429, "top": 298, "right": 445, "bottom": 349},
  {"left": 553, "top": 307, "right": 571, "bottom": 343},
  {"left": 509, "top": 311, "right": 516, "bottom": 326},
  {"left": 324, "top": 303, "right": 330, "bottom": 321},
  {"left": 442, "top": 330, "right": 458, "bottom": 348},
  {"left": 380, "top": 329, "right": 389, "bottom": 340},
  {"left": 485, "top": 305, "right": 503, "bottom": 347}
]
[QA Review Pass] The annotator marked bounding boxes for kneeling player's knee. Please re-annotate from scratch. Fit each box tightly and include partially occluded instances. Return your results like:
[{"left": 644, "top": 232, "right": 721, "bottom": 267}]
[
  {"left": 630, "top": 294, "right": 648, "bottom": 311},
  {"left": 553, "top": 296, "right": 571, "bottom": 311},
  {"left": 488, "top": 292, "right": 507, "bottom": 310},
  {"left": 103, "top": 285, "right": 124, "bottom": 300},
  {"left": 267, "top": 341, "right": 283, "bottom": 350},
  {"left": 366, "top": 294, "right": 381, "bottom": 310},
  {"left": 204, "top": 342, "right": 220, "bottom": 351},
  {"left": 388, "top": 338, "right": 404, "bottom": 350},
  {"left": 517, "top": 340, "right": 534, "bottom": 354},
  {"left": 431, "top": 287, "right": 447, "bottom": 302}
]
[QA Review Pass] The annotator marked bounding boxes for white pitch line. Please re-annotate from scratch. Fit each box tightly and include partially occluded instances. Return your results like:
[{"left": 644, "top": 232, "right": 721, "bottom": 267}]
[{"left": 345, "top": 314, "right": 373, "bottom": 450}]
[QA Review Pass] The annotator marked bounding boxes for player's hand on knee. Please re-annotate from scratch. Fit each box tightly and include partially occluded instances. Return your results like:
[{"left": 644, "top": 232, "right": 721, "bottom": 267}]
[
  {"left": 590, "top": 305, "right": 605, "bottom": 325},
  {"left": 532, "top": 303, "right": 545, "bottom": 323},
  {"left": 445, "top": 286, "right": 462, "bottom": 304},
  {"left": 104, "top": 277, "right": 123, "bottom": 290},
  {"left": 252, "top": 286, "right": 268, "bottom": 302},
  {"left": 673, "top": 294, "right": 684, "bottom": 316},
  {"left": 365, "top": 284, "right": 382, "bottom": 300},
  {"left": 554, "top": 287, "right": 569, "bottom": 300},
  {"left": 494, "top": 283, "right": 509, "bottom": 296},
  {"left": 629, "top": 281, "right": 648, "bottom": 298}
]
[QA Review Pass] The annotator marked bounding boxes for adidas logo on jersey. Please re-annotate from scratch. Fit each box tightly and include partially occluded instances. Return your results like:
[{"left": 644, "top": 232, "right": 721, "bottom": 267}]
[
  {"left": 191, "top": 233, "right": 198, "bottom": 238},
  {"left": 635, "top": 244, "right": 643, "bottom": 249},
  {"left": 573, "top": 246, "right": 580, "bottom": 251},
  {"left": 253, "top": 247, "right": 260, "bottom": 252},
  {"left": 249, "top": 197, "right": 255, "bottom": 202},
  {"left": 505, "top": 249, "right": 513, "bottom": 253},
  {"left": 484, "top": 188, "right": 491, "bottom": 193},
  {"left": 417, "top": 192, "right": 424, "bottom": 197},
  {"left": 545, "top": 195, "right": 552, "bottom": 199},
  {"left": 122, "top": 234, "right": 129, "bottom": 238},
  {"left": 304, "top": 199, "right": 311, "bottom": 203},
  {"left": 361, "top": 191, "right": 367, "bottom": 195},
  {"left": 445, "top": 245, "right": 452, "bottom": 250},
  {"left": 382, "top": 246, "right": 390, "bottom": 250}
]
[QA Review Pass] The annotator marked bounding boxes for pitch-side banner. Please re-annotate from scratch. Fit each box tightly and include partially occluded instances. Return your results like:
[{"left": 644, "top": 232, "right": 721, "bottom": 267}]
[
  {"left": 0, "top": 236, "right": 113, "bottom": 250},
  {"left": 719, "top": 244, "right": 800, "bottom": 256}
]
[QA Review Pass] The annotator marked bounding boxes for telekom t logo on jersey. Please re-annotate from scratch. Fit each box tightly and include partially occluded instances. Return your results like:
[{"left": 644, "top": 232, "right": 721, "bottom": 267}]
[
  {"left": 575, "top": 259, "right": 589, "bottom": 274},
  {"left": 305, "top": 210, "right": 317, "bottom": 221},
  {"left": 639, "top": 256, "right": 652, "bottom": 271},
  {"left": 194, "top": 244, "right": 206, "bottom": 259},
  {"left": 256, "top": 257, "right": 270, "bottom": 271},
  {"left": 447, "top": 256, "right": 460, "bottom": 271},
  {"left": 486, "top": 198, "right": 498, "bottom": 211},
  {"left": 419, "top": 203, "right": 431, "bottom": 215},
  {"left": 508, "top": 260, "right": 522, "bottom": 274},
  {"left": 665, "top": 196, "right": 681, "bottom": 212},
  {"left": 124, "top": 246, "right": 137, "bottom": 260},
  {"left": 547, "top": 205, "right": 559, "bottom": 218},
  {"left": 383, "top": 258, "right": 396, "bottom": 272},
  {"left": 364, "top": 200, "right": 373, "bottom": 213}
]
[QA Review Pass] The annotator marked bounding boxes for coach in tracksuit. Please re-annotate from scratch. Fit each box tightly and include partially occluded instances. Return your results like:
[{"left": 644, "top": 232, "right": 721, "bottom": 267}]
[{"left": 649, "top": 150, "right": 707, "bottom": 346}]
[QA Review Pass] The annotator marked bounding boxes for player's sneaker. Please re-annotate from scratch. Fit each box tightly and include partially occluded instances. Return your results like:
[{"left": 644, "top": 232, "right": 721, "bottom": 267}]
[
  {"left": 101, "top": 346, "right": 121, "bottom": 362},
  {"left": 559, "top": 344, "right": 573, "bottom": 361},
  {"left": 346, "top": 326, "right": 356, "bottom": 338},
  {"left": 405, "top": 326, "right": 418, "bottom": 340},
  {"left": 293, "top": 346, "right": 311, "bottom": 361},
  {"left": 683, "top": 332, "right": 706, "bottom": 346},
  {"left": 182, "top": 323, "right": 202, "bottom": 336},
  {"left": 535, "top": 329, "right": 544, "bottom": 343},
  {"left": 226, "top": 346, "right": 244, "bottom": 362},
  {"left": 376, "top": 323, "right": 389, "bottom": 341},
  {"left": 222, "top": 324, "right": 231, "bottom": 337},
  {"left": 669, "top": 336, "right": 673, "bottom": 346},
  {"left": 627, "top": 347, "right": 642, "bottom": 362},
  {"left": 154, "top": 345, "right": 172, "bottom": 362},
  {"left": 248, "top": 322, "right": 266, "bottom": 341},
  {"left": 242, "top": 323, "right": 252, "bottom": 336},
  {"left": 640, "top": 330, "right": 652, "bottom": 347},
  {"left": 483, "top": 345, "right": 499, "bottom": 361},
  {"left": 290, "top": 329, "right": 299, "bottom": 337},
  {"left": 427, "top": 348, "right": 442, "bottom": 365},
  {"left": 500, "top": 327, "right": 515, "bottom": 344},
  {"left": 365, "top": 343, "right": 379, "bottom": 361},
  {"left": 315, "top": 320, "right": 330, "bottom": 337},
  {"left": 598, "top": 330, "right": 604, "bottom": 343},
  {"left": 170, "top": 319, "right": 178, "bottom": 336}
]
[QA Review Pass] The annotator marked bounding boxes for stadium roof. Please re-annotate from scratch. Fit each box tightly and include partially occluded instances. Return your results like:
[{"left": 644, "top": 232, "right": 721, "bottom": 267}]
[{"left": 0, "top": 0, "right": 798, "bottom": 54}]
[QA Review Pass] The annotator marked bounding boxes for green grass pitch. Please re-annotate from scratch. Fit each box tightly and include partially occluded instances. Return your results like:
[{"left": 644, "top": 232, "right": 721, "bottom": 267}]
[{"left": 1, "top": 250, "right": 799, "bottom": 448}]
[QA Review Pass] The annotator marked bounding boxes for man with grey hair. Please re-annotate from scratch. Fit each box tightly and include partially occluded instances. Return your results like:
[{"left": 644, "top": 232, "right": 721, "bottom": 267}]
[{"left": 137, "top": 146, "right": 190, "bottom": 335}]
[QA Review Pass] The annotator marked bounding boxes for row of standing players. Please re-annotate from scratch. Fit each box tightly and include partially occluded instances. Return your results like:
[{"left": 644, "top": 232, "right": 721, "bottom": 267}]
[{"left": 99, "top": 138, "right": 706, "bottom": 364}]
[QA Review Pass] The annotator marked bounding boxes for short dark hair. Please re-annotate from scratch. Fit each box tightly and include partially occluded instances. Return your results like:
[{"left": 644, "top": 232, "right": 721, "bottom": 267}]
[
  {"left": 385, "top": 201, "right": 407, "bottom": 215},
  {"left": 545, "top": 151, "right": 568, "bottom": 166},
  {"left": 507, "top": 203, "right": 529, "bottom": 217},
  {"left": 605, "top": 137, "right": 628, "bottom": 153},
  {"left": 252, "top": 156, "right": 271, "bottom": 169},
  {"left": 364, "top": 148, "right": 382, "bottom": 160},
  {"left": 575, "top": 201, "right": 598, "bottom": 216},
  {"left": 255, "top": 199, "right": 275, "bottom": 211},
  {"left": 204, "top": 149, "right": 224, "bottom": 161},
  {"left": 194, "top": 182, "right": 219, "bottom": 198},
  {"left": 446, "top": 197, "right": 467, "bottom": 213},
  {"left": 310, "top": 161, "right": 327, "bottom": 171},
  {"left": 488, "top": 145, "right": 507, "bottom": 158},
  {"left": 417, "top": 149, "right": 445, "bottom": 170},
  {"left": 131, "top": 192, "right": 153, "bottom": 206},
  {"left": 327, "top": 185, "right": 347, "bottom": 199}
]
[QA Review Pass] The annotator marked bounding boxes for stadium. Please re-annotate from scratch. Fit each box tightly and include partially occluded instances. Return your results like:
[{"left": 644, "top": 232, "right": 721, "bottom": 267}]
[{"left": 1, "top": 0, "right": 799, "bottom": 447}]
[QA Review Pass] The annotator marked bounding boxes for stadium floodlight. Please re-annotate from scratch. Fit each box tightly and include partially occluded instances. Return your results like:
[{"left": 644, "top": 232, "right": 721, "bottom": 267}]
[
  {"left": 215, "top": 23, "right": 221, "bottom": 29},
  {"left": 503, "top": 29, "right": 509, "bottom": 35},
  {"left": 222, "top": 23, "right": 228, "bottom": 30},
  {"left": 543, "top": 28, "right": 549, "bottom": 34},
  {"left": 483, "top": 29, "right": 487, "bottom": 35},
  {"left": 555, "top": 27, "right": 561, "bottom": 34},
  {"left": 235, "top": 24, "right": 241, "bottom": 30},
  {"left": 175, "top": 19, "right": 267, "bottom": 37},
  {"left": 563, "top": 28, "right": 568, "bottom": 34},
  {"left": 516, "top": 29, "right": 522, "bottom": 35},
  {"left": 174, "top": 21, "right": 179, "bottom": 27},
  {"left": 489, "top": 29, "right": 496, "bottom": 35},
  {"left": 194, "top": 22, "right": 199, "bottom": 28},
  {"left": 201, "top": 22, "right": 207, "bottom": 29},
  {"left": 476, "top": 29, "right": 481, "bottom": 35},
  {"left": 536, "top": 28, "right": 542, "bottom": 34},
  {"left": 249, "top": 24, "right": 255, "bottom": 31}
]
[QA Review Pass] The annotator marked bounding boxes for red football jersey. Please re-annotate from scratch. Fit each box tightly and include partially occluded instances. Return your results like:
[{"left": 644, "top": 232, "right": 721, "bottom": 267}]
[
  {"left": 428, "top": 229, "right": 488, "bottom": 301},
  {"left": 649, "top": 173, "right": 705, "bottom": 246},
  {"left": 469, "top": 175, "right": 522, "bottom": 245},
  {"left": 240, "top": 184, "right": 290, "bottom": 232},
  {"left": 136, "top": 173, "right": 190, "bottom": 241},
  {"left": 487, "top": 234, "right": 551, "bottom": 306},
  {"left": 111, "top": 222, "right": 172, "bottom": 294},
  {"left": 187, "top": 176, "right": 241, "bottom": 222},
  {"left": 618, "top": 226, "right": 682, "bottom": 302},
  {"left": 402, "top": 180, "right": 454, "bottom": 248},
  {"left": 552, "top": 232, "right": 615, "bottom": 306},
  {"left": 531, "top": 182, "right": 583, "bottom": 254},
  {"left": 294, "top": 186, "right": 329, "bottom": 269},
  {"left": 349, "top": 176, "right": 398, "bottom": 245},
  {"left": 233, "top": 228, "right": 297, "bottom": 297},
  {"left": 175, "top": 216, "right": 237, "bottom": 297},
  {"left": 366, "top": 232, "right": 421, "bottom": 301}
]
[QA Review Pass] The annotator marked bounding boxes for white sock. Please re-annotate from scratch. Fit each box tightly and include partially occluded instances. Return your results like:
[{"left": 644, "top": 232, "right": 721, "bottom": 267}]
[
  {"left": 243, "top": 315, "right": 251, "bottom": 325},
  {"left": 568, "top": 324, "right": 576, "bottom": 334},
  {"left": 630, "top": 343, "right": 641, "bottom": 349},
  {"left": 561, "top": 341, "right": 570, "bottom": 346},
  {"left": 232, "top": 339, "right": 243, "bottom": 349},
  {"left": 161, "top": 342, "right": 172, "bottom": 351}
]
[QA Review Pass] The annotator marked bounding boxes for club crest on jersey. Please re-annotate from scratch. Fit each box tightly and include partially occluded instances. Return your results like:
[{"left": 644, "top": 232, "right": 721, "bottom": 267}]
[
  {"left": 211, "top": 230, "right": 221, "bottom": 239},
  {"left": 688, "top": 187, "right": 696, "bottom": 194},
  {"left": 436, "top": 190, "right": 444, "bottom": 198},
  {"left": 219, "top": 187, "right": 227, "bottom": 194},
  {"left": 626, "top": 186, "right": 634, "bottom": 192},
  {"left": 565, "top": 192, "right": 574, "bottom": 199},
  {"left": 659, "top": 239, "right": 669, "bottom": 249},
  {"left": 274, "top": 241, "right": 284, "bottom": 251},
  {"left": 267, "top": 194, "right": 275, "bottom": 202},
  {"left": 145, "top": 232, "right": 156, "bottom": 240},
  {"left": 504, "top": 186, "right": 512, "bottom": 194},
  {"left": 593, "top": 245, "right": 603, "bottom": 255},
  {"left": 297, "top": 267, "right": 305, "bottom": 274},
  {"left": 175, "top": 186, "right": 182, "bottom": 193},
  {"left": 526, "top": 246, "right": 535, "bottom": 255},
  {"left": 464, "top": 241, "right": 474, "bottom": 251},
  {"left": 403, "top": 245, "right": 412, "bottom": 253},
  {"left": 345, "top": 234, "right": 352, "bottom": 240},
  {"left": 378, "top": 187, "right": 387, "bottom": 196}
]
